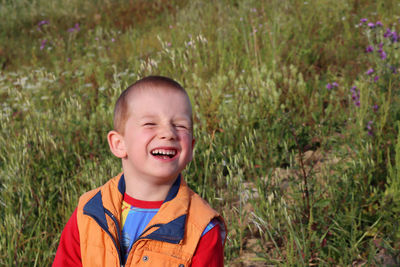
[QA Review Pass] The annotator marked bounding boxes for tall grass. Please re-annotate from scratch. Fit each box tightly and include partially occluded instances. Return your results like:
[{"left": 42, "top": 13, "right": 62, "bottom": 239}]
[{"left": 1, "top": 0, "right": 400, "bottom": 265}]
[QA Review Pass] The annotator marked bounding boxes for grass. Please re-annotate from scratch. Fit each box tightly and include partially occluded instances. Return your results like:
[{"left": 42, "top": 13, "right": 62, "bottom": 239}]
[{"left": 1, "top": 0, "right": 400, "bottom": 265}]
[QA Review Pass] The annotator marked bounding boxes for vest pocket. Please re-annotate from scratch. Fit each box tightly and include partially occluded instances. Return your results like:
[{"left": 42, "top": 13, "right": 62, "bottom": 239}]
[{"left": 137, "top": 250, "right": 188, "bottom": 267}]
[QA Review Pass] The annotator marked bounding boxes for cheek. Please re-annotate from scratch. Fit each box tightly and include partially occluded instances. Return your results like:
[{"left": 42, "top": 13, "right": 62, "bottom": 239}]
[
  {"left": 126, "top": 131, "right": 152, "bottom": 149},
  {"left": 178, "top": 131, "right": 193, "bottom": 143}
]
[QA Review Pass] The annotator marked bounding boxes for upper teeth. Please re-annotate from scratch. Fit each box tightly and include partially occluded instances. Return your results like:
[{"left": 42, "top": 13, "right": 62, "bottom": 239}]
[{"left": 152, "top": 149, "right": 176, "bottom": 155}]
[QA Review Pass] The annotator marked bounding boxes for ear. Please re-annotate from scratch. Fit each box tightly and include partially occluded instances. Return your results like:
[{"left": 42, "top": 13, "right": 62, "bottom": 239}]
[
  {"left": 191, "top": 138, "right": 196, "bottom": 149},
  {"left": 107, "top": 130, "right": 127, "bottom": 158},
  {"left": 188, "top": 138, "right": 196, "bottom": 162}
]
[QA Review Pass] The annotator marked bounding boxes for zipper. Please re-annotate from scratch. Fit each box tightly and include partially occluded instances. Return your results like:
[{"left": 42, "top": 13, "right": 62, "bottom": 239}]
[
  {"left": 84, "top": 209, "right": 124, "bottom": 267},
  {"left": 104, "top": 208, "right": 125, "bottom": 266}
]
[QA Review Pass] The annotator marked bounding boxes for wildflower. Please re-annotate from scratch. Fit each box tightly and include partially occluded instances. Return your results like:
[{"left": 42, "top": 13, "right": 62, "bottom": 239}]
[
  {"left": 326, "top": 83, "right": 333, "bottom": 90},
  {"left": 366, "top": 45, "right": 374, "bottom": 53},
  {"left": 374, "top": 76, "right": 379, "bottom": 82},
  {"left": 360, "top": 18, "right": 368, "bottom": 23},
  {"left": 368, "top": 22, "right": 375, "bottom": 28},
  {"left": 332, "top": 82, "right": 339, "bottom": 88},
  {"left": 378, "top": 43, "right": 383, "bottom": 49},
  {"left": 68, "top": 23, "right": 80, "bottom": 33},
  {"left": 38, "top": 20, "right": 49, "bottom": 27},
  {"left": 366, "top": 68, "right": 374, "bottom": 75},
  {"left": 67, "top": 57, "right": 71, "bottom": 62},
  {"left": 391, "top": 32, "right": 398, "bottom": 42},
  {"left": 367, "top": 121, "right": 374, "bottom": 136},
  {"left": 111, "top": 38, "right": 115, "bottom": 42},
  {"left": 40, "top": 39, "right": 47, "bottom": 50},
  {"left": 375, "top": 21, "right": 383, "bottom": 27},
  {"left": 373, "top": 104, "right": 379, "bottom": 112},
  {"left": 380, "top": 51, "right": 387, "bottom": 60},
  {"left": 350, "top": 86, "right": 360, "bottom": 107},
  {"left": 167, "top": 42, "right": 171, "bottom": 47},
  {"left": 251, "top": 8, "right": 257, "bottom": 12},
  {"left": 383, "top": 28, "right": 392, "bottom": 38}
]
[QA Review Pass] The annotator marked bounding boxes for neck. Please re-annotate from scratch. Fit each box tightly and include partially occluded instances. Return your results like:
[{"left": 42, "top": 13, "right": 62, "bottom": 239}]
[{"left": 122, "top": 169, "right": 177, "bottom": 202}]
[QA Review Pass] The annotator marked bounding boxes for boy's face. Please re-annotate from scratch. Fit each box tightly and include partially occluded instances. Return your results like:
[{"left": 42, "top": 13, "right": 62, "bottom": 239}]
[{"left": 119, "top": 88, "right": 194, "bottom": 184}]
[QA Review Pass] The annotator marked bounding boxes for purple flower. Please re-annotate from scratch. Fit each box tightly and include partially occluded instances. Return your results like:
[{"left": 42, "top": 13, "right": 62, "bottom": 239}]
[
  {"left": 366, "top": 45, "right": 374, "bottom": 53},
  {"left": 350, "top": 86, "right": 360, "bottom": 107},
  {"left": 38, "top": 20, "right": 49, "bottom": 27},
  {"left": 391, "top": 32, "right": 398, "bottom": 42},
  {"left": 380, "top": 51, "right": 387, "bottom": 60},
  {"left": 384, "top": 28, "right": 392, "bottom": 38},
  {"left": 373, "top": 104, "right": 379, "bottom": 112},
  {"left": 368, "top": 22, "right": 375, "bottom": 28},
  {"left": 332, "top": 82, "right": 339, "bottom": 87},
  {"left": 326, "top": 83, "right": 333, "bottom": 90},
  {"left": 67, "top": 57, "right": 71, "bottom": 62},
  {"left": 111, "top": 38, "right": 115, "bottom": 42},
  {"left": 375, "top": 21, "right": 383, "bottom": 27},
  {"left": 367, "top": 121, "right": 374, "bottom": 135},
  {"left": 251, "top": 8, "right": 257, "bottom": 12},
  {"left": 40, "top": 39, "right": 47, "bottom": 50},
  {"left": 366, "top": 68, "right": 374, "bottom": 75},
  {"left": 360, "top": 18, "right": 368, "bottom": 23},
  {"left": 374, "top": 76, "right": 379, "bottom": 82},
  {"left": 378, "top": 42, "right": 384, "bottom": 49},
  {"left": 68, "top": 23, "right": 80, "bottom": 33},
  {"left": 367, "top": 120, "right": 373, "bottom": 130}
]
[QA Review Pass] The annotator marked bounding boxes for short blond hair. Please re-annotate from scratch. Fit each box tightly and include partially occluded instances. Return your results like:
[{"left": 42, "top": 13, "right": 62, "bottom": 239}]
[{"left": 113, "top": 76, "right": 192, "bottom": 135}]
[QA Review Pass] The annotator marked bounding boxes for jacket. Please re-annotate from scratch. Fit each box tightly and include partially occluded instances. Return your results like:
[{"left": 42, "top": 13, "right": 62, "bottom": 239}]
[{"left": 76, "top": 173, "right": 226, "bottom": 266}]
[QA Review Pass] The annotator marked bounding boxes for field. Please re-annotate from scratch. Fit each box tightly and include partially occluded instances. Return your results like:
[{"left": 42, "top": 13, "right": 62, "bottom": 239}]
[{"left": 1, "top": 0, "right": 400, "bottom": 265}]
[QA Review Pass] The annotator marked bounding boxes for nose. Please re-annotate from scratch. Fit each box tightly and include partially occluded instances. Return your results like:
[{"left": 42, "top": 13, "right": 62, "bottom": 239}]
[{"left": 158, "top": 124, "right": 177, "bottom": 140}]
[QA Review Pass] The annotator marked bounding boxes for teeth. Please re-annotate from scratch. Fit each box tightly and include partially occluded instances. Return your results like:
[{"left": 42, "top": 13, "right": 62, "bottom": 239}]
[{"left": 152, "top": 149, "right": 176, "bottom": 156}]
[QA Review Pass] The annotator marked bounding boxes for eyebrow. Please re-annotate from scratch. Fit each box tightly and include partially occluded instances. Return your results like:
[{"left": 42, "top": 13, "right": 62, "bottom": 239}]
[{"left": 138, "top": 115, "right": 191, "bottom": 122}]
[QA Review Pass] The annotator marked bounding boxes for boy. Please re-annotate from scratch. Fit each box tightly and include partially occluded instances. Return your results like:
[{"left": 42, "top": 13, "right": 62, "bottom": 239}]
[{"left": 53, "top": 76, "right": 226, "bottom": 266}]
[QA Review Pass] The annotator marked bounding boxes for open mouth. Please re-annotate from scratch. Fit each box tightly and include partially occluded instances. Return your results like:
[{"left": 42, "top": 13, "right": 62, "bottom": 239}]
[{"left": 150, "top": 148, "right": 177, "bottom": 159}]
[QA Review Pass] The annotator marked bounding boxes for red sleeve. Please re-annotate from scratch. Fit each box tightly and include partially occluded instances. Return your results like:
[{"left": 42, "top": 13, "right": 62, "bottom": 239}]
[
  {"left": 52, "top": 208, "right": 82, "bottom": 267},
  {"left": 191, "top": 224, "right": 224, "bottom": 267}
]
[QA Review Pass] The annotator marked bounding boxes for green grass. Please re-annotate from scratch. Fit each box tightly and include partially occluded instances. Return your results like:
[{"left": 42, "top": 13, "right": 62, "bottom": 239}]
[{"left": 1, "top": 0, "right": 400, "bottom": 265}]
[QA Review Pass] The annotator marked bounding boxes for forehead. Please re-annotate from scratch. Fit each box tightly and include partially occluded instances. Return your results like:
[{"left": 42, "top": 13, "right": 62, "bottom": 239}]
[{"left": 127, "top": 87, "right": 192, "bottom": 117}]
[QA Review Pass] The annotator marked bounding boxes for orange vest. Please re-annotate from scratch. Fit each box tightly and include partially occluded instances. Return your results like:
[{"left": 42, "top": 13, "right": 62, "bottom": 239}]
[{"left": 76, "top": 173, "right": 226, "bottom": 266}]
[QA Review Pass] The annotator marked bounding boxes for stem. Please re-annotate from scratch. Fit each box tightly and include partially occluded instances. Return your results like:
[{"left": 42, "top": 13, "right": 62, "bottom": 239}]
[{"left": 290, "top": 128, "right": 310, "bottom": 222}]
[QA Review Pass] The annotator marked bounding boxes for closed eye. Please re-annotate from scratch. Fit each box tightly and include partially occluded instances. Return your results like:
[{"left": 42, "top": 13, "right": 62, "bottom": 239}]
[
  {"left": 143, "top": 122, "right": 156, "bottom": 127},
  {"left": 174, "top": 124, "right": 189, "bottom": 129}
]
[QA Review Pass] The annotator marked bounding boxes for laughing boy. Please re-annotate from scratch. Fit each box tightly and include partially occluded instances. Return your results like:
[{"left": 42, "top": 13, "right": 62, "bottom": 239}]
[{"left": 53, "top": 76, "right": 226, "bottom": 266}]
